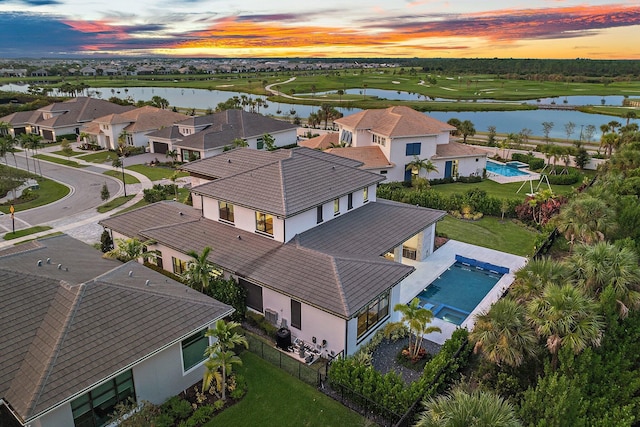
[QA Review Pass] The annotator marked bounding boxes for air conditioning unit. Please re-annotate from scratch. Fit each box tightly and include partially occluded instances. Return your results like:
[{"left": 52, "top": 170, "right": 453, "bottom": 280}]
[{"left": 264, "top": 308, "right": 278, "bottom": 325}]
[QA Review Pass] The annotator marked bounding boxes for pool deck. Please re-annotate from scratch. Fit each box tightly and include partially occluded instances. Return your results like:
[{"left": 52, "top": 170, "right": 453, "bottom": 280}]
[
  {"left": 398, "top": 240, "right": 528, "bottom": 344},
  {"left": 486, "top": 160, "right": 540, "bottom": 184}
]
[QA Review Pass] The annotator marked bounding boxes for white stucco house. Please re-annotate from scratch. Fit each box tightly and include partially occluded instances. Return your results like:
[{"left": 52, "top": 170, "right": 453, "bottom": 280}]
[
  {"left": 100, "top": 147, "right": 445, "bottom": 359},
  {"left": 302, "top": 106, "right": 488, "bottom": 182},
  {"left": 81, "top": 105, "right": 189, "bottom": 151},
  {"left": 0, "top": 97, "right": 134, "bottom": 142},
  {"left": 0, "top": 235, "right": 233, "bottom": 427},
  {"left": 146, "top": 109, "right": 298, "bottom": 161}
]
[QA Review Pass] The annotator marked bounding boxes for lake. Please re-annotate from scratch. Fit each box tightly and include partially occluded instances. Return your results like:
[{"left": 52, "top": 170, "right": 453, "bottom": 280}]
[{"left": 1, "top": 84, "right": 636, "bottom": 139}]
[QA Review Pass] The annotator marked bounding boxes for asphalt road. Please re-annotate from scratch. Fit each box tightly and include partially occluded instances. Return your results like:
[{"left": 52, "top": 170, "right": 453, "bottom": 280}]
[{"left": 2, "top": 152, "right": 123, "bottom": 230}]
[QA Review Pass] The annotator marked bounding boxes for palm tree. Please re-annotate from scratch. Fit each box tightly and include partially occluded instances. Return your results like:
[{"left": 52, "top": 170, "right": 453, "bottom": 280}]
[
  {"left": 416, "top": 388, "right": 522, "bottom": 427},
  {"left": 183, "top": 246, "right": 221, "bottom": 293},
  {"left": 393, "top": 298, "right": 441, "bottom": 360},
  {"left": 203, "top": 320, "right": 248, "bottom": 400},
  {"left": 554, "top": 195, "right": 616, "bottom": 252},
  {"left": 570, "top": 242, "right": 640, "bottom": 318},
  {"left": 405, "top": 156, "right": 438, "bottom": 181},
  {"left": 103, "top": 237, "right": 158, "bottom": 263},
  {"left": 510, "top": 257, "right": 569, "bottom": 303},
  {"left": 528, "top": 284, "right": 603, "bottom": 369},
  {"left": 18, "top": 133, "right": 32, "bottom": 174},
  {"left": 165, "top": 149, "right": 178, "bottom": 165},
  {"left": 470, "top": 298, "right": 538, "bottom": 368}
]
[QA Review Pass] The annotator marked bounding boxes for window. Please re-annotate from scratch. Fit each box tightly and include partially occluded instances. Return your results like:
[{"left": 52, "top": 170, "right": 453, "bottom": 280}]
[
  {"left": 363, "top": 187, "right": 369, "bottom": 203},
  {"left": 356, "top": 292, "right": 390, "bottom": 339},
  {"left": 372, "top": 134, "right": 386, "bottom": 146},
  {"left": 71, "top": 370, "right": 135, "bottom": 427},
  {"left": 316, "top": 206, "right": 323, "bottom": 224},
  {"left": 172, "top": 257, "right": 186, "bottom": 275},
  {"left": 333, "top": 199, "right": 340, "bottom": 216},
  {"left": 347, "top": 193, "right": 353, "bottom": 210},
  {"left": 291, "top": 299, "right": 302, "bottom": 329},
  {"left": 405, "top": 142, "right": 421, "bottom": 156},
  {"left": 155, "top": 254, "right": 163, "bottom": 270},
  {"left": 340, "top": 130, "right": 352, "bottom": 145},
  {"left": 219, "top": 201, "right": 235, "bottom": 223},
  {"left": 181, "top": 329, "right": 209, "bottom": 371},
  {"left": 240, "top": 278, "right": 263, "bottom": 312},
  {"left": 255, "top": 212, "right": 274, "bottom": 236},
  {"left": 256, "top": 137, "right": 264, "bottom": 149}
]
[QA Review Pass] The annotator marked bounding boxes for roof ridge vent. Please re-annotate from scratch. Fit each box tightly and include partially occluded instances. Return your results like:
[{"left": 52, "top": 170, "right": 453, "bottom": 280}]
[
  {"left": 128, "top": 270, "right": 133, "bottom": 277},
  {"left": 37, "top": 260, "right": 42, "bottom": 267},
  {"left": 145, "top": 279, "right": 150, "bottom": 286},
  {"left": 57, "top": 264, "right": 62, "bottom": 269},
  {"left": 46, "top": 257, "right": 51, "bottom": 264}
]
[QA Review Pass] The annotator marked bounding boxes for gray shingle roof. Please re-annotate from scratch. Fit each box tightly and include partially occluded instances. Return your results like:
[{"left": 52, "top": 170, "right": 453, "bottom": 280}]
[
  {"left": 190, "top": 148, "right": 383, "bottom": 216},
  {"left": 0, "top": 235, "right": 232, "bottom": 423},
  {"left": 36, "top": 97, "right": 134, "bottom": 129},
  {"left": 138, "top": 217, "right": 414, "bottom": 319}
]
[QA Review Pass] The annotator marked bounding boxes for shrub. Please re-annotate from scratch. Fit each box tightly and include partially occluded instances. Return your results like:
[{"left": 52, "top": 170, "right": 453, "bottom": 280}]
[
  {"left": 546, "top": 170, "right": 580, "bottom": 185},
  {"left": 153, "top": 413, "right": 175, "bottom": 427},
  {"left": 161, "top": 396, "right": 193, "bottom": 421},
  {"left": 245, "top": 311, "right": 278, "bottom": 337},
  {"left": 56, "top": 133, "right": 77, "bottom": 142},
  {"left": 186, "top": 405, "right": 215, "bottom": 425},
  {"left": 229, "top": 374, "right": 247, "bottom": 399}
]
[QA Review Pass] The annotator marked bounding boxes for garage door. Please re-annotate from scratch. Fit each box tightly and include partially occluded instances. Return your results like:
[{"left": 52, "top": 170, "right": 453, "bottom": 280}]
[
  {"left": 153, "top": 141, "right": 169, "bottom": 154},
  {"left": 42, "top": 129, "right": 54, "bottom": 141}
]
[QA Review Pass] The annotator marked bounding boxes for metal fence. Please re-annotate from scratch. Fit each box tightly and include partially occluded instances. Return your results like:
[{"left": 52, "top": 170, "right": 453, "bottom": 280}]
[{"left": 245, "top": 333, "right": 320, "bottom": 386}]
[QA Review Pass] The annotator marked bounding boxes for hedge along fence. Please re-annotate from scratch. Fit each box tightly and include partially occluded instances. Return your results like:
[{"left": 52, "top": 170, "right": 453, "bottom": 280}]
[
  {"left": 327, "top": 329, "right": 471, "bottom": 425},
  {"left": 377, "top": 185, "right": 522, "bottom": 218}
]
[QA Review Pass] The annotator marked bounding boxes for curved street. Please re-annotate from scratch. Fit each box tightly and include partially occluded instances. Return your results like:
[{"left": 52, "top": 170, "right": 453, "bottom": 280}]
[{"left": 0, "top": 146, "right": 155, "bottom": 248}]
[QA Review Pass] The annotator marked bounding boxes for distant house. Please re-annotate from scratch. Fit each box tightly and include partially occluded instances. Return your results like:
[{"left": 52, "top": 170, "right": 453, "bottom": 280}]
[
  {"left": 147, "top": 109, "right": 298, "bottom": 161},
  {"left": 79, "top": 66, "right": 96, "bottom": 76},
  {"left": 100, "top": 148, "right": 445, "bottom": 357},
  {"left": 0, "top": 235, "right": 233, "bottom": 427},
  {"left": 81, "top": 105, "right": 189, "bottom": 151},
  {"left": 30, "top": 69, "right": 48, "bottom": 77},
  {"left": 0, "top": 97, "right": 134, "bottom": 142},
  {"left": 318, "top": 106, "right": 488, "bottom": 182}
]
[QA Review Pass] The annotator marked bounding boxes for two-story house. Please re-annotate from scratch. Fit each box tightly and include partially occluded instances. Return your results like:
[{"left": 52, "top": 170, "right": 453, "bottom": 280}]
[
  {"left": 100, "top": 147, "right": 446, "bottom": 357},
  {"left": 81, "top": 105, "right": 189, "bottom": 151},
  {"left": 146, "top": 109, "right": 298, "bottom": 161},
  {"left": 0, "top": 97, "right": 134, "bottom": 142},
  {"left": 311, "top": 106, "right": 488, "bottom": 182}
]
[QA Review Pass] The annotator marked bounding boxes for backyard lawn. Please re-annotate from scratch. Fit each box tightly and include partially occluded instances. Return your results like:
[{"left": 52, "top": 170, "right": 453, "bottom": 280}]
[
  {"left": 207, "top": 351, "right": 366, "bottom": 427},
  {"left": 102, "top": 170, "right": 140, "bottom": 184},
  {"left": 437, "top": 215, "right": 539, "bottom": 257},
  {"left": 431, "top": 178, "right": 579, "bottom": 200}
]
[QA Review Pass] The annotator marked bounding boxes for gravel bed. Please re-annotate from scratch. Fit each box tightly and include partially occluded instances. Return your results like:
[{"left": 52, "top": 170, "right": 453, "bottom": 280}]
[{"left": 371, "top": 337, "right": 442, "bottom": 384}]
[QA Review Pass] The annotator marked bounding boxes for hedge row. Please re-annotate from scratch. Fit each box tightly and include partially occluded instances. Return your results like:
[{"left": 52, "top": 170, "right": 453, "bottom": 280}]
[
  {"left": 328, "top": 329, "right": 471, "bottom": 418},
  {"left": 511, "top": 153, "right": 545, "bottom": 170},
  {"left": 377, "top": 185, "right": 521, "bottom": 218}
]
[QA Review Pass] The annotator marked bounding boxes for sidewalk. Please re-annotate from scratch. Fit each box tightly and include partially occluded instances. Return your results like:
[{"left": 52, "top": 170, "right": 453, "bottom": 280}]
[{"left": 0, "top": 144, "right": 184, "bottom": 247}]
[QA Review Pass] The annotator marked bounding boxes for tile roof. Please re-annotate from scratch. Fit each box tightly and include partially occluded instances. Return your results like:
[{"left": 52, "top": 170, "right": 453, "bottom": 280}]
[
  {"left": 94, "top": 106, "right": 189, "bottom": 133},
  {"left": 180, "top": 147, "right": 360, "bottom": 180},
  {"left": 190, "top": 148, "right": 383, "bottom": 216},
  {"left": 0, "top": 235, "right": 232, "bottom": 423},
  {"left": 433, "top": 140, "right": 489, "bottom": 159},
  {"left": 0, "top": 110, "right": 40, "bottom": 126},
  {"left": 35, "top": 97, "right": 135, "bottom": 129},
  {"left": 295, "top": 199, "right": 446, "bottom": 256},
  {"left": 299, "top": 133, "right": 339, "bottom": 150},
  {"left": 324, "top": 146, "right": 394, "bottom": 169},
  {"left": 172, "top": 109, "right": 297, "bottom": 152},
  {"left": 98, "top": 200, "right": 202, "bottom": 240},
  {"left": 334, "top": 106, "right": 456, "bottom": 137},
  {"left": 138, "top": 216, "right": 414, "bottom": 319}
]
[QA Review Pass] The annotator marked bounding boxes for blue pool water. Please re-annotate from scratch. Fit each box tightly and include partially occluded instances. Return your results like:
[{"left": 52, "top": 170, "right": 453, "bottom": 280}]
[
  {"left": 417, "top": 262, "right": 504, "bottom": 325},
  {"left": 486, "top": 160, "right": 530, "bottom": 177}
]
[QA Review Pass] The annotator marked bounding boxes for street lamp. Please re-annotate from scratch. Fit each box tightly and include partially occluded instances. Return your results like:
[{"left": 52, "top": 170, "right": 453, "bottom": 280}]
[{"left": 112, "top": 156, "right": 127, "bottom": 197}]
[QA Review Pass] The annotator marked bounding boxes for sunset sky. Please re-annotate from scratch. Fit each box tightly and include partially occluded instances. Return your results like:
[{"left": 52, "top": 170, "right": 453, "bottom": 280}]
[{"left": 0, "top": 0, "right": 638, "bottom": 59}]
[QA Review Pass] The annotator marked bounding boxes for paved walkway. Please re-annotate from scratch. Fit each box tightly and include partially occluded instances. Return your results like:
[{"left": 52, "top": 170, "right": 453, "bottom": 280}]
[
  {"left": 0, "top": 144, "right": 188, "bottom": 248},
  {"left": 397, "top": 240, "right": 527, "bottom": 344}
]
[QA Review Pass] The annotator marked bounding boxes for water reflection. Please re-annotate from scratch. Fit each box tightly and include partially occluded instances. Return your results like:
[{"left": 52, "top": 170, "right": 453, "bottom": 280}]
[{"left": 1, "top": 84, "right": 636, "bottom": 138}]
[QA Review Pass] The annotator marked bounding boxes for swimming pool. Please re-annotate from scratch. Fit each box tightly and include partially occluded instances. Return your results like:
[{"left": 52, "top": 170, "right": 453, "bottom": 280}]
[
  {"left": 486, "top": 160, "right": 531, "bottom": 177},
  {"left": 416, "top": 261, "right": 504, "bottom": 325}
]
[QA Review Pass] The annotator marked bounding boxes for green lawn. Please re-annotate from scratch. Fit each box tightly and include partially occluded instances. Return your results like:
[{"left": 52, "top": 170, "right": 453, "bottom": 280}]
[
  {"left": 0, "top": 178, "right": 70, "bottom": 214},
  {"left": 32, "top": 154, "right": 87, "bottom": 168},
  {"left": 77, "top": 151, "right": 115, "bottom": 163},
  {"left": 207, "top": 351, "right": 366, "bottom": 427},
  {"left": 97, "top": 195, "right": 135, "bottom": 213},
  {"left": 102, "top": 170, "right": 140, "bottom": 184},
  {"left": 437, "top": 215, "right": 539, "bottom": 256},
  {"left": 125, "top": 164, "right": 188, "bottom": 181},
  {"left": 51, "top": 149, "right": 84, "bottom": 157},
  {"left": 431, "top": 177, "right": 581, "bottom": 200},
  {"left": 4, "top": 225, "right": 53, "bottom": 240}
]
